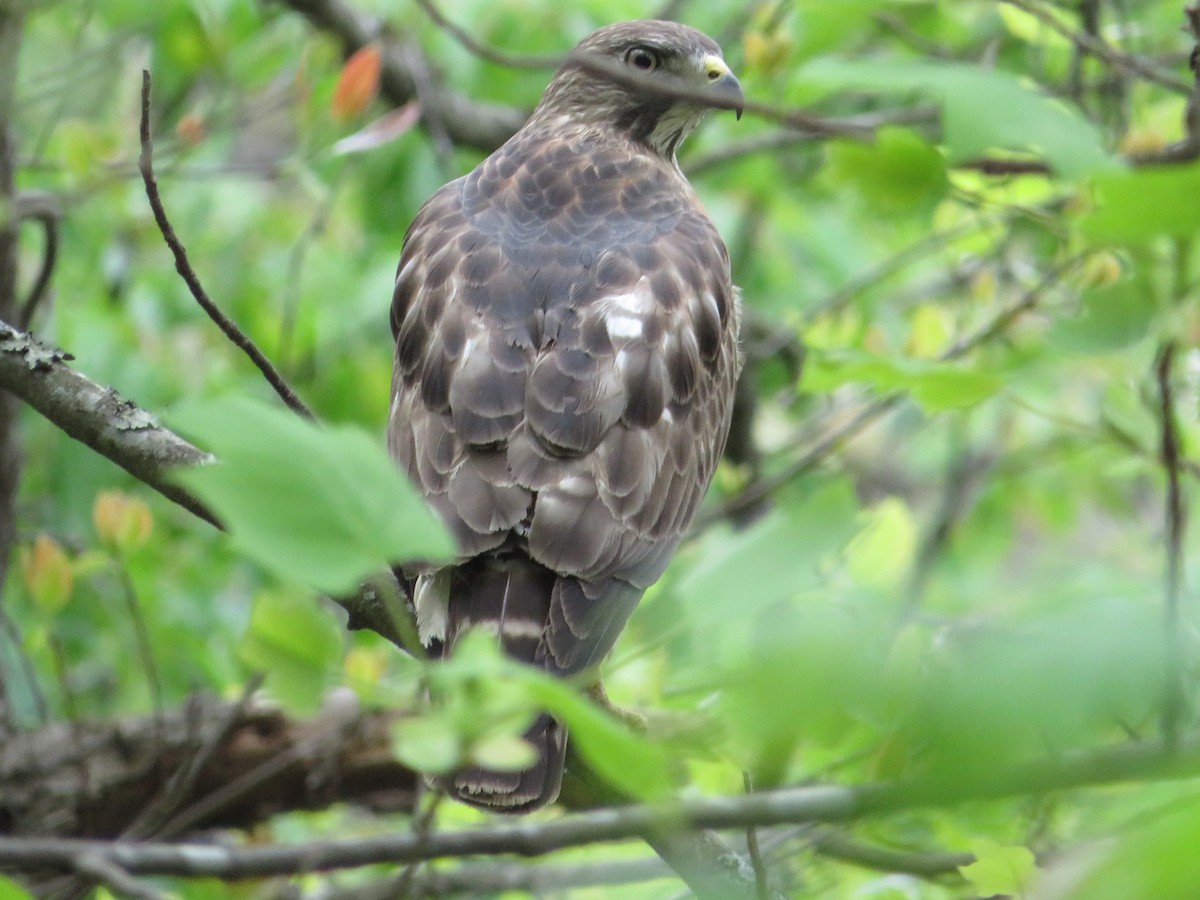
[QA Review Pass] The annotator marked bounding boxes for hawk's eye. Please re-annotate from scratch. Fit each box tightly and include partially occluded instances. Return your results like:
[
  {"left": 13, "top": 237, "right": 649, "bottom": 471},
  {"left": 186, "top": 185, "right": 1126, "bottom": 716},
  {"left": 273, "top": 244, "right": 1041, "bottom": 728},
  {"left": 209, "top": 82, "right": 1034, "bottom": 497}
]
[{"left": 624, "top": 46, "right": 660, "bottom": 72}]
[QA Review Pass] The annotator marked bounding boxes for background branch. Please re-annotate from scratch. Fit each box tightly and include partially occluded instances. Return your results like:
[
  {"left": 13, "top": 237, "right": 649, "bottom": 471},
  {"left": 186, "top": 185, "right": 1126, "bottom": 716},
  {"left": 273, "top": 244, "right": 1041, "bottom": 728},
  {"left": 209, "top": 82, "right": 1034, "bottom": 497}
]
[{"left": 275, "top": 0, "right": 527, "bottom": 153}]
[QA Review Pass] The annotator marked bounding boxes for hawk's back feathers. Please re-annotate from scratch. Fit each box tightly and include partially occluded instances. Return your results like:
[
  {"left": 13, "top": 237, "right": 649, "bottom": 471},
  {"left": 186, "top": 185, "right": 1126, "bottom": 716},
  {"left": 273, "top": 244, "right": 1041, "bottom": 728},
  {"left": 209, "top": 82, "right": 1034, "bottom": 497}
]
[{"left": 388, "top": 19, "right": 743, "bottom": 811}]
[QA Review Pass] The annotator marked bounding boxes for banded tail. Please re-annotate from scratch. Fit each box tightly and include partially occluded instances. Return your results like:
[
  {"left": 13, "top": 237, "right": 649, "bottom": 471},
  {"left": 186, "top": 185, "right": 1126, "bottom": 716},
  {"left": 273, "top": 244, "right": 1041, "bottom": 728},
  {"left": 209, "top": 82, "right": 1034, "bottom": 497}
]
[{"left": 420, "top": 557, "right": 567, "bottom": 812}]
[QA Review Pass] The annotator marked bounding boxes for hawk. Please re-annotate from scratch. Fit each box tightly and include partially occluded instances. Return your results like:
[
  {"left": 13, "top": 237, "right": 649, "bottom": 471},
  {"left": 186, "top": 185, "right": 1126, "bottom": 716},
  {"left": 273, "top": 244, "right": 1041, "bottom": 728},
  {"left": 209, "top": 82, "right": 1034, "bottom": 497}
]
[{"left": 388, "top": 19, "right": 743, "bottom": 812}]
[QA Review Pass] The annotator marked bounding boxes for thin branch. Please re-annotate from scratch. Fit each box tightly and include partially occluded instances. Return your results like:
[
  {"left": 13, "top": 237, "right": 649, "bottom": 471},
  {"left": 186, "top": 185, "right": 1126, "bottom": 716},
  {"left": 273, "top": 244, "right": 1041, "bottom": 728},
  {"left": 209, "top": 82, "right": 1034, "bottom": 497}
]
[
  {"left": 5, "top": 733, "right": 1200, "bottom": 880},
  {"left": 1156, "top": 338, "right": 1186, "bottom": 744},
  {"left": 684, "top": 107, "right": 937, "bottom": 177},
  {"left": 375, "top": 788, "right": 444, "bottom": 898},
  {"left": 997, "top": 0, "right": 1190, "bottom": 94},
  {"left": 807, "top": 218, "right": 993, "bottom": 322},
  {"left": 0, "top": 317, "right": 421, "bottom": 654},
  {"left": 808, "top": 829, "right": 972, "bottom": 880},
  {"left": 702, "top": 254, "right": 1082, "bottom": 528},
  {"left": 14, "top": 190, "right": 60, "bottom": 328},
  {"left": 73, "top": 853, "right": 169, "bottom": 900},
  {"left": 559, "top": 721, "right": 768, "bottom": 900},
  {"left": 123, "top": 676, "right": 265, "bottom": 842},
  {"left": 413, "top": 0, "right": 561, "bottom": 69},
  {"left": 115, "top": 559, "right": 165, "bottom": 728},
  {"left": 566, "top": 50, "right": 875, "bottom": 137},
  {"left": 316, "top": 856, "right": 674, "bottom": 898},
  {"left": 137, "top": 70, "right": 313, "bottom": 421},
  {"left": 0, "top": 600, "right": 49, "bottom": 728},
  {"left": 743, "top": 773, "right": 772, "bottom": 900},
  {"left": 152, "top": 694, "right": 371, "bottom": 839}
]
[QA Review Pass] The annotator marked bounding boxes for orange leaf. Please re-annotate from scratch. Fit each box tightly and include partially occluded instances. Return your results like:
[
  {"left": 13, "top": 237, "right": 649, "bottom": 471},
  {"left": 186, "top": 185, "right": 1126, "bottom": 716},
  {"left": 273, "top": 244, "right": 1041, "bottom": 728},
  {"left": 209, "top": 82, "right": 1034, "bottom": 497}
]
[
  {"left": 176, "top": 113, "right": 206, "bottom": 147},
  {"left": 20, "top": 534, "right": 73, "bottom": 613},
  {"left": 332, "top": 44, "right": 382, "bottom": 121},
  {"left": 94, "top": 490, "right": 154, "bottom": 553}
]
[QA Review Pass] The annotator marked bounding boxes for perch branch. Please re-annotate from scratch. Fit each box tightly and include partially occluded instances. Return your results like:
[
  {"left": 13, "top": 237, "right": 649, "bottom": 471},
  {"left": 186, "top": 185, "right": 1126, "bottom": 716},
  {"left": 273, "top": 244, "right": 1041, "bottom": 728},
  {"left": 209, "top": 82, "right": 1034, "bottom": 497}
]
[{"left": 3, "top": 733, "right": 1199, "bottom": 880}]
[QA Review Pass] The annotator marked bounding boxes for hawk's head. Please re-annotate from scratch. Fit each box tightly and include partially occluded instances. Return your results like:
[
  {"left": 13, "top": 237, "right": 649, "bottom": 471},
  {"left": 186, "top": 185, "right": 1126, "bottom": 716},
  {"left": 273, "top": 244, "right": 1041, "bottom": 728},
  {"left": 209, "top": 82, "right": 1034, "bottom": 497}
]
[{"left": 533, "top": 20, "right": 744, "bottom": 160}]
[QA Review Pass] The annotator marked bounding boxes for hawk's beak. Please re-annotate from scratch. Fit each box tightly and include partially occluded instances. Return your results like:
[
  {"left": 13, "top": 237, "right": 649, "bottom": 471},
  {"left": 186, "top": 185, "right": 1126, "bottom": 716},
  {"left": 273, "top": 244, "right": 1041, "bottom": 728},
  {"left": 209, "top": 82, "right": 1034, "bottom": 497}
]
[{"left": 703, "top": 55, "right": 744, "bottom": 120}]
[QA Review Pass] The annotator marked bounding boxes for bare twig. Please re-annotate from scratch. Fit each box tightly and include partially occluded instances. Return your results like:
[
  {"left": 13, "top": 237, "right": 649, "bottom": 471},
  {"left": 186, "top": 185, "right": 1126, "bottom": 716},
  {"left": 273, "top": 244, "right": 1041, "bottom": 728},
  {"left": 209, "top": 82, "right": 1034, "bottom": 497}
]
[
  {"left": 73, "top": 853, "right": 169, "bottom": 900},
  {"left": 14, "top": 190, "right": 60, "bottom": 328},
  {"left": 998, "top": 0, "right": 1189, "bottom": 94},
  {"left": 379, "top": 788, "right": 445, "bottom": 898},
  {"left": 808, "top": 219, "right": 993, "bottom": 321},
  {"left": 116, "top": 560, "right": 165, "bottom": 727},
  {"left": 315, "top": 855, "right": 674, "bottom": 898},
  {"left": 123, "top": 676, "right": 266, "bottom": 841},
  {"left": 0, "top": 603, "right": 48, "bottom": 729},
  {"left": 4, "top": 733, "right": 1200, "bottom": 879},
  {"left": 695, "top": 396, "right": 899, "bottom": 529},
  {"left": 413, "top": 0, "right": 561, "bottom": 69},
  {"left": 684, "top": 106, "right": 937, "bottom": 176},
  {"left": 703, "top": 253, "right": 1081, "bottom": 528},
  {"left": 0, "top": 318, "right": 423, "bottom": 653},
  {"left": 137, "top": 70, "right": 313, "bottom": 420},
  {"left": 152, "top": 696, "right": 367, "bottom": 839},
  {"left": 743, "top": 773, "right": 772, "bottom": 900},
  {"left": 1156, "top": 338, "right": 1187, "bottom": 745},
  {"left": 808, "top": 829, "right": 972, "bottom": 879},
  {"left": 566, "top": 49, "right": 874, "bottom": 137}
]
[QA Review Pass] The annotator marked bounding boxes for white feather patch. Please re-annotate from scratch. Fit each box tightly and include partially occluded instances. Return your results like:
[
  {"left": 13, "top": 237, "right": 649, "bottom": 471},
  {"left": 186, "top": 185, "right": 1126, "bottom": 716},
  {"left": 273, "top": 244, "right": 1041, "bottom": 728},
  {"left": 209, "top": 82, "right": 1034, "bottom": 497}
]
[{"left": 414, "top": 570, "right": 450, "bottom": 645}]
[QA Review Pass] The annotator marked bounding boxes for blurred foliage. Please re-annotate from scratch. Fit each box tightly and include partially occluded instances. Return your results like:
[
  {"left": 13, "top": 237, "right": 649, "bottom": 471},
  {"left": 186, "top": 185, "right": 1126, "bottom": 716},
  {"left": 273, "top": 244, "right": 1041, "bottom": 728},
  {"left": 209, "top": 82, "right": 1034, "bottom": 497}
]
[{"left": 6, "top": 0, "right": 1200, "bottom": 897}]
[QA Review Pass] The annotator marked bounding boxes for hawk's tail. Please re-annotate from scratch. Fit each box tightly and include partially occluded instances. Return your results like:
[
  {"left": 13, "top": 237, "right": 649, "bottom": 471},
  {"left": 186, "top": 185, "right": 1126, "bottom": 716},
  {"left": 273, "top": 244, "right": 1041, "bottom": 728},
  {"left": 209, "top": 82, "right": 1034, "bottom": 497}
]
[
  {"left": 439, "top": 557, "right": 568, "bottom": 812},
  {"left": 449, "top": 717, "right": 568, "bottom": 813}
]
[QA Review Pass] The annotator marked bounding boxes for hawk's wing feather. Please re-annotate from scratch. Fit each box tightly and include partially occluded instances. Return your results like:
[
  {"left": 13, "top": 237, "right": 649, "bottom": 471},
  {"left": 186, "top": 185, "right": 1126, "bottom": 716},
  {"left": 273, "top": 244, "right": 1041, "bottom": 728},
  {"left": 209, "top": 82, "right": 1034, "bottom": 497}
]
[{"left": 390, "top": 134, "right": 739, "bottom": 672}]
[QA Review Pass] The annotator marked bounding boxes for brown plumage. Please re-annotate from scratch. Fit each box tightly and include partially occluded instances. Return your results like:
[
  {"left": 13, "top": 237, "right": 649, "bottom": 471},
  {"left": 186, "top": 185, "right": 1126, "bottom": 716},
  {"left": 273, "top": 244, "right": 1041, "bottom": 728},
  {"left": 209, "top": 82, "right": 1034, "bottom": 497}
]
[{"left": 388, "top": 19, "right": 744, "bottom": 812}]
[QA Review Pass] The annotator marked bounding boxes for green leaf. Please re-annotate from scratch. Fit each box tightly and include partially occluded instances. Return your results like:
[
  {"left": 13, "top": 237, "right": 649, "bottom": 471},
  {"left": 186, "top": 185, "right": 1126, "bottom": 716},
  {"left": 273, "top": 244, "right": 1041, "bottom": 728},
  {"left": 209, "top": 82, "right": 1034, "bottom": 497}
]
[
  {"left": 1051, "top": 795, "right": 1200, "bottom": 899},
  {"left": 997, "top": 4, "right": 1072, "bottom": 49},
  {"left": 392, "top": 714, "right": 464, "bottom": 773},
  {"left": 960, "top": 842, "right": 1037, "bottom": 896},
  {"left": 676, "top": 477, "right": 860, "bottom": 619},
  {"left": 1081, "top": 163, "right": 1200, "bottom": 242},
  {"left": 171, "top": 396, "right": 454, "bottom": 594},
  {"left": 805, "top": 59, "right": 1118, "bottom": 178},
  {"left": 0, "top": 877, "right": 33, "bottom": 900},
  {"left": 846, "top": 497, "right": 918, "bottom": 589},
  {"left": 803, "top": 351, "right": 1002, "bottom": 411},
  {"left": 470, "top": 732, "right": 538, "bottom": 772},
  {"left": 522, "top": 673, "right": 672, "bottom": 801},
  {"left": 238, "top": 590, "right": 344, "bottom": 715},
  {"left": 1048, "top": 276, "right": 1157, "bottom": 353},
  {"left": 827, "top": 127, "right": 949, "bottom": 214}
]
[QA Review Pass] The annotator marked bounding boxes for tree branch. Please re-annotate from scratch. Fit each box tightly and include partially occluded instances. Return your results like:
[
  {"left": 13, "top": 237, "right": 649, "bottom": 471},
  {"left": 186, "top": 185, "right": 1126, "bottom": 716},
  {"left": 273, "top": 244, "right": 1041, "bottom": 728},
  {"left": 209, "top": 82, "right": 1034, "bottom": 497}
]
[
  {"left": 0, "top": 319, "right": 216, "bottom": 526},
  {"left": 0, "top": 692, "right": 415, "bottom": 842},
  {"left": 998, "top": 0, "right": 1190, "bottom": 93},
  {"left": 412, "top": 0, "right": 561, "bottom": 70},
  {"left": 3, "top": 732, "right": 1198, "bottom": 880}
]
